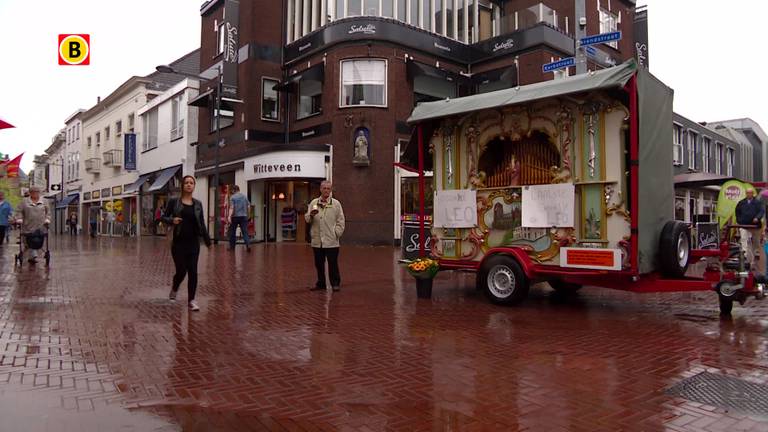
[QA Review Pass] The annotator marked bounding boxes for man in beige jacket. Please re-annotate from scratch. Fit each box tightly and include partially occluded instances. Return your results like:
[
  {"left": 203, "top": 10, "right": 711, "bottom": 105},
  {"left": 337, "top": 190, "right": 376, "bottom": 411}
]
[{"left": 306, "top": 181, "right": 345, "bottom": 292}]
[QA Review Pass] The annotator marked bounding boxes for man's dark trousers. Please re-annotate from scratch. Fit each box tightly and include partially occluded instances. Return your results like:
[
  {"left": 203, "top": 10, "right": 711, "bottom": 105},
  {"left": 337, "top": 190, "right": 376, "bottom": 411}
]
[{"left": 313, "top": 247, "right": 340, "bottom": 288}]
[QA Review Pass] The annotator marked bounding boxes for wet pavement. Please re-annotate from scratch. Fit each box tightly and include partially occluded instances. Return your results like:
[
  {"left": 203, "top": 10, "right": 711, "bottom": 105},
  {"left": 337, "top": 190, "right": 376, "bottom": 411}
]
[{"left": 1, "top": 235, "right": 768, "bottom": 431}]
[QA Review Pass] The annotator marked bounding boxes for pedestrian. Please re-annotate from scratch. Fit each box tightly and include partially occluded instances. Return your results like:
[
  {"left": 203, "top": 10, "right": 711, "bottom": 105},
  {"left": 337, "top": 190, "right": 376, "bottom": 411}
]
[
  {"left": 306, "top": 181, "right": 345, "bottom": 292},
  {"left": 106, "top": 209, "right": 116, "bottom": 236},
  {"left": 89, "top": 208, "right": 98, "bottom": 237},
  {"left": 162, "top": 175, "right": 211, "bottom": 311},
  {"left": 68, "top": 212, "right": 78, "bottom": 236},
  {"left": 0, "top": 191, "right": 13, "bottom": 246},
  {"left": 735, "top": 187, "right": 764, "bottom": 268},
  {"left": 15, "top": 186, "right": 50, "bottom": 264},
  {"left": 228, "top": 185, "right": 251, "bottom": 252}
]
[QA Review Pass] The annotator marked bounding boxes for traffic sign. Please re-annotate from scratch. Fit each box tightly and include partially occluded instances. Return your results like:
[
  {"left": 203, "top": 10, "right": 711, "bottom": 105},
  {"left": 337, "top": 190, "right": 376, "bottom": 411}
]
[
  {"left": 50, "top": 184, "right": 61, "bottom": 191},
  {"left": 579, "top": 31, "right": 622, "bottom": 47},
  {"left": 543, "top": 57, "right": 575, "bottom": 73}
]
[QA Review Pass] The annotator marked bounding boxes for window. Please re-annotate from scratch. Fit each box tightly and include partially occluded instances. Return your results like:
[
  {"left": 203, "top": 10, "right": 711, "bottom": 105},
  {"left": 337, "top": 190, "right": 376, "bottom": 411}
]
[
  {"left": 675, "top": 192, "right": 686, "bottom": 222},
  {"left": 142, "top": 108, "right": 158, "bottom": 151},
  {"left": 76, "top": 124, "right": 79, "bottom": 139},
  {"left": 688, "top": 131, "right": 698, "bottom": 170},
  {"left": 715, "top": 142, "right": 723, "bottom": 175},
  {"left": 128, "top": 113, "right": 135, "bottom": 132},
  {"left": 434, "top": 0, "right": 443, "bottom": 34},
  {"left": 703, "top": 137, "right": 711, "bottom": 173},
  {"left": 104, "top": 126, "right": 110, "bottom": 141},
  {"left": 672, "top": 123, "right": 684, "bottom": 165},
  {"left": 423, "top": 0, "right": 432, "bottom": 31},
  {"left": 116, "top": 120, "right": 122, "bottom": 135},
  {"left": 75, "top": 152, "right": 80, "bottom": 179},
  {"left": 727, "top": 147, "right": 735, "bottom": 176},
  {"left": 445, "top": 0, "right": 454, "bottom": 37},
  {"left": 262, "top": 78, "right": 280, "bottom": 121},
  {"left": 217, "top": 23, "right": 225, "bottom": 55},
  {"left": 171, "top": 95, "right": 184, "bottom": 140},
  {"left": 382, "top": 0, "right": 393, "bottom": 17},
  {"left": 397, "top": 0, "right": 407, "bottom": 21},
  {"left": 599, "top": 8, "right": 619, "bottom": 49},
  {"left": 340, "top": 59, "right": 387, "bottom": 107},
  {"left": 348, "top": 0, "right": 361, "bottom": 15},
  {"left": 363, "top": 0, "right": 378, "bottom": 15},
  {"left": 298, "top": 79, "right": 322, "bottom": 119},
  {"left": 96, "top": 132, "right": 101, "bottom": 146},
  {"left": 87, "top": 136, "right": 92, "bottom": 148}
]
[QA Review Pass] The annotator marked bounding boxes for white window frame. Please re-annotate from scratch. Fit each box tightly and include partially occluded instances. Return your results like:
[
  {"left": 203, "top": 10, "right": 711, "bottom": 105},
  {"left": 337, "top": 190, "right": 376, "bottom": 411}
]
[
  {"left": 171, "top": 95, "right": 184, "bottom": 140},
  {"left": 339, "top": 58, "right": 388, "bottom": 108},
  {"left": 687, "top": 130, "right": 698, "bottom": 170},
  {"left": 142, "top": 108, "right": 159, "bottom": 151},
  {"left": 727, "top": 147, "right": 735, "bottom": 176},
  {"left": 715, "top": 142, "right": 723, "bottom": 175},
  {"left": 261, "top": 77, "right": 281, "bottom": 122},
  {"left": 217, "top": 23, "right": 225, "bottom": 55},
  {"left": 702, "top": 136, "right": 711, "bottom": 173},
  {"left": 598, "top": 7, "right": 619, "bottom": 49},
  {"left": 672, "top": 123, "right": 684, "bottom": 166},
  {"left": 116, "top": 120, "right": 122, "bottom": 136}
]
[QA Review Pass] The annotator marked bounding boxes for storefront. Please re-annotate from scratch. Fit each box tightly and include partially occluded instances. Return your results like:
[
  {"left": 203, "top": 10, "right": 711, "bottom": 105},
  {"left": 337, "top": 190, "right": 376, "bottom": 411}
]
[
  {"left": 132, "top": 166, "right": 182, "bottom": 236},
  {"left": 243, "top": 149, "right": 329, "bottom": 243},
  {"left": 55, "top": 193, "right": 80, "bottom": 234}
]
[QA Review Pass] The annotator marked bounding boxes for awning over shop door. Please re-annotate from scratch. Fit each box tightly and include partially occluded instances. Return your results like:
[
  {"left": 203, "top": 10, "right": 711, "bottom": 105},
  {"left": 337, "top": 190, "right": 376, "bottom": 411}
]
[
  {"left": 147, "top": 166, "right": 181, "bottom": 192},
  {"left": 124, "top": 174, "right": 151, "bottom": 194},
  {"left": 55, "top": 193, "right": 79, "bottom": 209}
]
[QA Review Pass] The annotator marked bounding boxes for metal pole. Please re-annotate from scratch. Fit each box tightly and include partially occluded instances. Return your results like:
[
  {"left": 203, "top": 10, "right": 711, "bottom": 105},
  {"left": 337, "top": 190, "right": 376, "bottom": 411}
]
[
  {"left": 61, "top": 156, "right": 64, "bottom": 234},
  {"left": 213, "top": 65, "right": 222, "bottom": 244},
  {"left": 418, "top": 124, "right": 425, "bottom": 257},
  {"left": 575, "top": 0, "right": 587, "bottom": 74}
]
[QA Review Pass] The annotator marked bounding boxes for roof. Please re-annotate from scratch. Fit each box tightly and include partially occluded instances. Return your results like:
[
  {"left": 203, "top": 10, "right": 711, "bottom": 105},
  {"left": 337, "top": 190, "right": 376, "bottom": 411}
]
[
  {"left": 144, "top": 49, "right": 201, "bottom": 91},
  {"left": 407, "top": 60, "right": 637, "bottom": 124}
]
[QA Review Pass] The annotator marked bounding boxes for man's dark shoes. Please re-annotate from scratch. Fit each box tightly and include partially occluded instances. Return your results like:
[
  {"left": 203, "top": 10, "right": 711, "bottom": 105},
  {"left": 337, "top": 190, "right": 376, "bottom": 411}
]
[{"left": 310, "top": 285, "right": 325, "bottom": 291}]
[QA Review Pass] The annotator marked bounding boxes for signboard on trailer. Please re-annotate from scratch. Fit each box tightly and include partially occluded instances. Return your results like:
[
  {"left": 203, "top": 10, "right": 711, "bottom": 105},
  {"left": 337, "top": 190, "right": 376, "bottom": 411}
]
[
  {"left": 560, "top": 247, "right": 622, "bottom": 271},
  {"left": 434, "top": 190, "right": 477, "bottom": 228},
  {"left": 521, "top": 184, "right": 575, "bottom": 228}
]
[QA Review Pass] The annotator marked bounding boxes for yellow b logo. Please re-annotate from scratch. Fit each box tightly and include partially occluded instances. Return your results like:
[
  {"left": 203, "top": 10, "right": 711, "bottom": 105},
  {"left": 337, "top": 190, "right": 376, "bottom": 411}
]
[{"left": 58, "top": 34, "right": 90, "bottom": 66}]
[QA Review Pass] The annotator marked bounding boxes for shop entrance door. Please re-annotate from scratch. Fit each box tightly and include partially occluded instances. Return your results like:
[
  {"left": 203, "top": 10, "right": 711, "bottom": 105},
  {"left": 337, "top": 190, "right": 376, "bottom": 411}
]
[{"left": 265, "top": 181, "right": 316, "bottom": 243}]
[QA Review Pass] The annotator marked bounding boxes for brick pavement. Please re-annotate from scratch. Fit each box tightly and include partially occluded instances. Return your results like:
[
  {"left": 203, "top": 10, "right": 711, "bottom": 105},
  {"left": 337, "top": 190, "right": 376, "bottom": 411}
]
[{"left": 1, "top": 235, "right": 768, "bottom": 431}]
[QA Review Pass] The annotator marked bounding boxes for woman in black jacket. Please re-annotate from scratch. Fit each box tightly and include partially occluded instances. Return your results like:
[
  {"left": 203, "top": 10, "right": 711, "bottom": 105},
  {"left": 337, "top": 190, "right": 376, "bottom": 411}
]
[{"left": 162, "top": 175, "right": 212, "bottom": 311}]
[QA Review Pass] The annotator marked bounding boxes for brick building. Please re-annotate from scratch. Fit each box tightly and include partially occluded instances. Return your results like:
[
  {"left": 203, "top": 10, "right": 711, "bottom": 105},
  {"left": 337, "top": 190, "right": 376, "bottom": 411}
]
[{"left": 193, "top": 0, "right": 638, "bottom": 244}]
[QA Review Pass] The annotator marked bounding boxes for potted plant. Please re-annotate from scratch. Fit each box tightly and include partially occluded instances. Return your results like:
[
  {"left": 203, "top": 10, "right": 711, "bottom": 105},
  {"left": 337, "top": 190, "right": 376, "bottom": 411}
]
[{"left": 405, "top": 258, "right": 440, "bottom": 298}]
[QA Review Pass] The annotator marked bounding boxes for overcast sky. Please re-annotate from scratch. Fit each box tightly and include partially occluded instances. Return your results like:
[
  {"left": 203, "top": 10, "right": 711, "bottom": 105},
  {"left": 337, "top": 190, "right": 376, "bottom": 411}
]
[{"left": 1, "top": 1, "right": 766, "bottom": 173}]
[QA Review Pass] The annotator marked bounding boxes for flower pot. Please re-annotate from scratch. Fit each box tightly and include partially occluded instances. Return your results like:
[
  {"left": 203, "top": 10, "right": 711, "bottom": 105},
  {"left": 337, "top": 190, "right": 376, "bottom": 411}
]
[{"left": 415, "top": 277, "right": 433, "bottom": 299}]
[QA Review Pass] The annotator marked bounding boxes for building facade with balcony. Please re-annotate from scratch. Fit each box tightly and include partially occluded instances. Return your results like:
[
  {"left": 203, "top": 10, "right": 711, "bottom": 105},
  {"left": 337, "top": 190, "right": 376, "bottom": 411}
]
[
  {"left": 192, "top": 0, "right": 638, "bottom": 244},
  {"left": 80, "top": 77, "right": 163, "bottom": 237},
  {"left": 671, "top": 113, "right": 746, "bottom": 225},
  {"left": 60, "top": 109, "right": 86, "bottom": 234}
]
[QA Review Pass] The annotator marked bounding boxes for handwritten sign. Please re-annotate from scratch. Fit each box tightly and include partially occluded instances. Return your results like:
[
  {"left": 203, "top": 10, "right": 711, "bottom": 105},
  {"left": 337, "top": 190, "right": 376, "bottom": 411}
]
[
  {"left": 696, "top": 222, "right": 719, "bottom": 250},
  {"left": 522, "top": 184, "right": 575, "bottom": 228},
  {"left": 434, "top": 190, "right": 477, "bottom": 228}
]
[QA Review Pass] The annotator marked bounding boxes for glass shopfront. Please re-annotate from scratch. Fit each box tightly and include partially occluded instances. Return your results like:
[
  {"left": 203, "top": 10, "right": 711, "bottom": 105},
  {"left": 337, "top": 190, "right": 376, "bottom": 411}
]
[{"left": 248, "top": 180, "right": 321, "bottom": 243}]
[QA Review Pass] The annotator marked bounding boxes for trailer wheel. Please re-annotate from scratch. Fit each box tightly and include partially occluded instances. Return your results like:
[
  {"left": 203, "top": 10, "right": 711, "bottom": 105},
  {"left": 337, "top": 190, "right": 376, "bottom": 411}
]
[
  {"left": 716, "top": 281, "right": 738, "bottom": 316},
  {"left": 548, "top": 280, "right": 582, "bottom": 292},
  {"left": 659, "top": 221, "right": 691, "bottom": 278},
  {"left": 479, "top": 255, "right": 529, "bottom": 305}
]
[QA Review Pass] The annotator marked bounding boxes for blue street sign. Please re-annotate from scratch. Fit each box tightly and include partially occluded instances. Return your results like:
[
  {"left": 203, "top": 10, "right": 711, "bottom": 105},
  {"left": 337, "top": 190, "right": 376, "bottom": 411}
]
[
  {"left": 124, "top": 133, "right": 137, "bottom": 171},
  {"left": 579, "top": 31, "right": 622, "bottom": 47},
  {"left": 585, "top": 45, "right": 597, "bottom": 57},
  {"left": 542, "top": 57, "right": 575, "bottom": 73}
]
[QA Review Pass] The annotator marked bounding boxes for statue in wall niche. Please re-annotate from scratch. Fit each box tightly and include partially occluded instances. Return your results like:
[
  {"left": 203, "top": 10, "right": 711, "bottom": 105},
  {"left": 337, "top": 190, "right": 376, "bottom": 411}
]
[{"left": 353, "top": 128, "right": 370, "bottom": 166}]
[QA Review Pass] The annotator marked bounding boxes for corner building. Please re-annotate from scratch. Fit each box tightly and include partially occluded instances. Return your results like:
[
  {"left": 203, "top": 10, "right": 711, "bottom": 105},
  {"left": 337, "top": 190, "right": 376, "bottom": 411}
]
[{"left": 195, "top": 0, "right": 638, "bottom": 244}]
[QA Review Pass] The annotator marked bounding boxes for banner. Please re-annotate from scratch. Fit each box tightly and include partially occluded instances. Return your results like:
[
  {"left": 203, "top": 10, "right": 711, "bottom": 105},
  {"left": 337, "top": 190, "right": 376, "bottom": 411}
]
[
  {"left": 717, "top": 180, "right": 753, "bottom": 227},
  {"left": 633, "top": 7, "right": 649, "bottom": 68},
  {"left": 221, "top": 0, "right": 240, "bottom": 98},
  {"left": 0, "top": 153, "right": 23, "bottom": 178},
  {"left": 124, "top": 133, "right": 137, "bottom": 170}
]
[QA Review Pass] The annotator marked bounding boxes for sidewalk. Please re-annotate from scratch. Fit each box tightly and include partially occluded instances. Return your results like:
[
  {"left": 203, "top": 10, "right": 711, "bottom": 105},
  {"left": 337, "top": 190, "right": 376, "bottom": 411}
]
[{"left": 1, "top": 236, "right": 767, "bottom": 431}]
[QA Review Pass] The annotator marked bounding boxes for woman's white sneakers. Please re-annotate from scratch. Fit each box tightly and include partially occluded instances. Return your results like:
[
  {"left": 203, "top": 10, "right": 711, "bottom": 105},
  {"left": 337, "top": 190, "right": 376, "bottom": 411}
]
[{"left": 188, "top": 301, "right": 200, "bottom": 311}]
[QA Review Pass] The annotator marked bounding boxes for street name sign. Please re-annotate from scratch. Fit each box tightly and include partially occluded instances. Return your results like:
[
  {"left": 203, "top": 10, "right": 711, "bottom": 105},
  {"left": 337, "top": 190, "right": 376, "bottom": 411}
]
[
  {"left": 579, "top": 31, "right": 622, "bottom": 47},
  {"left": 542, "top": 57, "right": 575, "bottom": 73}
]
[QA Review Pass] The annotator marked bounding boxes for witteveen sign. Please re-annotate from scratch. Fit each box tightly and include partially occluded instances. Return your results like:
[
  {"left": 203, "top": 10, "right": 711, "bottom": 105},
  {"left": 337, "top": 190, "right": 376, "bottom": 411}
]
[{"left": 434, "top": 190, "right": 477, "bottom": 228}]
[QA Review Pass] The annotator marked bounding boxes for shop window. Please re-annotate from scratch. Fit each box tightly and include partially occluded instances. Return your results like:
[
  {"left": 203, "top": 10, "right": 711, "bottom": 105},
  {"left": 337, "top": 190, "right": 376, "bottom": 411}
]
[
  {"left": 340, "top": 59, "right": 387, "bottom": 107},
  {"left": 298, "top": 79, "right": 322, "bottom": 119},
  {"left": 478, "top": 131, "right": 560, "bottom": 188},
  {"left": 401, "top": 177, "right": 434, "bottom": 215},
  {"left": 262, "top": 78, "right": 280, "bottom": 121}
]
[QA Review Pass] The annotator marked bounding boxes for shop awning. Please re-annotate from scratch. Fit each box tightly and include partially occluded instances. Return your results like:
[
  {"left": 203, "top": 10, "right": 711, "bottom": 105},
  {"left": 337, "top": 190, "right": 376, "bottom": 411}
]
[
  {"left": 408, "top": 60, "right": 637, "bottom": 124},
  {"left": 674, "top": 172, "right": 735, "bottom": 188},
  {"left": 124, "top": 174, "right": 151, "bottom": 194},
  {"left": 274, "top": 63, "right": 325, "bottom": 92},
  {"left": 147, "top": 166, "right": 181, "bottom": 192},
  {"left": 55, "top": 193, "right": 79, "bottom": 209},
  {"left": 188, "top": 89, "right": 214, "bottom": 107}
]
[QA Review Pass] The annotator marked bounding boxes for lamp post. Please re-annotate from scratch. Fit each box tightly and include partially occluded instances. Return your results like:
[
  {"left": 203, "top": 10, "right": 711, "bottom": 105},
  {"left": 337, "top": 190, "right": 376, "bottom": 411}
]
[{"left": 155, "top": 64, "right": 223, "bottom": 243}]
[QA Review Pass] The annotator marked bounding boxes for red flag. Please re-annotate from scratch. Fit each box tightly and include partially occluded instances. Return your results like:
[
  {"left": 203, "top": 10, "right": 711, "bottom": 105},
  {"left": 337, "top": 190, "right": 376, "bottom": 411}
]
[
  {"left": 0, "top": 117, "right": 14, "bottom": 130},
  {"left": 2, "top": 153, "right": 23, "bottom": 178}
]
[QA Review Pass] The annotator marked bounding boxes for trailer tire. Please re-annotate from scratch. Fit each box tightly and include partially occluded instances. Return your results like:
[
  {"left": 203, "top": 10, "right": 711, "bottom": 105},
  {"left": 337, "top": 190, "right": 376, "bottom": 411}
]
[
  {"left": 548, "top": 280, "right": 582, "bottom": 293},
  {"left": 479, "top": 255, "right": 529, "bottom": 305},
  {"left": 659, "top": 221, "right": 690, "bottom": 278}
]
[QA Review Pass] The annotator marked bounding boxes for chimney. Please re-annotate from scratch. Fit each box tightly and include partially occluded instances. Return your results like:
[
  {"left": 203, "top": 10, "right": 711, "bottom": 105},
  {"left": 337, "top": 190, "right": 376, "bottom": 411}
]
[{"left": 97, "top": 96, "right": 101, "bottom": 104}]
